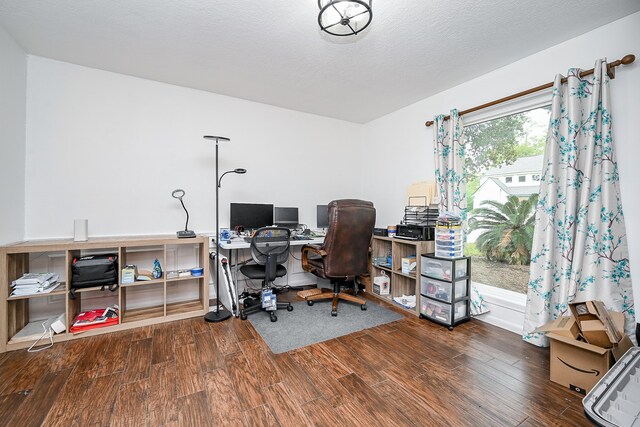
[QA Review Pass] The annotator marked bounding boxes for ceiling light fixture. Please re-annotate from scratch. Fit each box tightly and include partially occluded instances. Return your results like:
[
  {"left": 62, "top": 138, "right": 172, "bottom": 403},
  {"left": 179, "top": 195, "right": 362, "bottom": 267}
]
[{"left": 318, "top": 0, "right": 372, "bottom": 36}]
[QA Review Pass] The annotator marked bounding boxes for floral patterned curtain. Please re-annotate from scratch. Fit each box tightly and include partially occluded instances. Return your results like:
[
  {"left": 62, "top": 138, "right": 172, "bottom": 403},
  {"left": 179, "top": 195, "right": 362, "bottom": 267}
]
[
  {"left": 434, "top": 109, "right": 467, "bottom": 219},
  {"left": 523, "top": 60, "right": 635, "bottom": 346},
  {"left": 434, "top": 109, "right": 488, "bottom": 315}
]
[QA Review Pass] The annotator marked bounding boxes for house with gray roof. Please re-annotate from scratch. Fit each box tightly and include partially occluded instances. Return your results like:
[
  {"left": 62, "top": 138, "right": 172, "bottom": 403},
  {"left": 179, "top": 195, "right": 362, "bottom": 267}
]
[
  {"left": 468, "top": 155, "right": 543, "bottom": 243},
  {"left": 472, "top": 154, "right": 543, "bottom": 208}
]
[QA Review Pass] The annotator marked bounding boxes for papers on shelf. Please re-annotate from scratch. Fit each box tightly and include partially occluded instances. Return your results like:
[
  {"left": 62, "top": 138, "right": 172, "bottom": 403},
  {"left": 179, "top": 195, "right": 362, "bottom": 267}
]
[
  {"left": 70, "top": 305, "right": 119, "bottom": 333},
  {"left": 11, "top": 282, "right": 62, "bottom": 297},
  {"left": 10, "top": 273, "right": 60, "bottom": 297},
  {"left": 12, "top": 272, "right": 57, "bottom": 286},
  {"left": 393, "top": 294, "right": 416, "bottom": 309}
]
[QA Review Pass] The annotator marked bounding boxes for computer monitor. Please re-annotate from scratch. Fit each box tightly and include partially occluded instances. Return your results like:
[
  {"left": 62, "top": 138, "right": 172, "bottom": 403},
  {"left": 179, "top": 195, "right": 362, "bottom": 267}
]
[
  {"left": 317, "top": 204, "right": 329, "bottom": 229},
  {"left": 230, "top": 203, "right": 274, "bottom": 230},
  {"left": 274, "top": 207, "right": 299, "bottom": 227}
]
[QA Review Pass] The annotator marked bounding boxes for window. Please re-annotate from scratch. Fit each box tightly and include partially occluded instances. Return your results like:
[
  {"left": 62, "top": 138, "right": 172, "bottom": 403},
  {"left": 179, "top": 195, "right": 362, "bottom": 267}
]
[{"left": 465, "top": 107, "right": 550, "bottom": 294}]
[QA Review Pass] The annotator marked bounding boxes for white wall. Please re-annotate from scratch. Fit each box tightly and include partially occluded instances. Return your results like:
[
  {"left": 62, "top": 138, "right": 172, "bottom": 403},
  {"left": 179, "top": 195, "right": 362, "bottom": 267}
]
[
  {"left": 361, "top": 12, "right": 640, "bottom": 310},
  {"left": 0, "top": 25, "right": 27, "bottom": 245},
  {"left": 25, "top": 57, "right": 362, "bottom": 239}
]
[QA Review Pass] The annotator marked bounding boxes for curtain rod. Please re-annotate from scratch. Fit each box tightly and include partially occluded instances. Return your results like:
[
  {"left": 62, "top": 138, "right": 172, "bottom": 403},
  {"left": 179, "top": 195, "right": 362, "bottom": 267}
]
[{"left": 424, "top": 54, "right": 635, "bottom": 127}]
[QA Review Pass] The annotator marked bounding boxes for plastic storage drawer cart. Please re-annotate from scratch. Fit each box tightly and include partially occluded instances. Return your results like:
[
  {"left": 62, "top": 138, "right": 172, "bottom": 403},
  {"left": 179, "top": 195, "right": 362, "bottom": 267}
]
[
  {"left": 419, "top": 254, "right": 471, "bottom": 330},
  {"left": 435, "top": 221, "right": 464, "bottom": 258},
  {"left": 583, "top": 347, "right": 640, "bottom": 427}
]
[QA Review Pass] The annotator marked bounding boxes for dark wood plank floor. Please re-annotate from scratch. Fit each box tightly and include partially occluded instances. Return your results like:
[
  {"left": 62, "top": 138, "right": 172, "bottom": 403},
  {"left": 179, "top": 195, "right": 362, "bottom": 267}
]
[{"left": 0, "top": 292, "right": 591, "bottom": 426}]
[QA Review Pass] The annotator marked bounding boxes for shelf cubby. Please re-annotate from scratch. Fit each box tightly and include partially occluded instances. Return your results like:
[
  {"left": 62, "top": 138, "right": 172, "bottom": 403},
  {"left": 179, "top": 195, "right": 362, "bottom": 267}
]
[
  {"left": 368, "top": 236, "right": 434, "bottom": 316},
  {"left": 0, "top": 235, "right": 209, "bottom": 352}
]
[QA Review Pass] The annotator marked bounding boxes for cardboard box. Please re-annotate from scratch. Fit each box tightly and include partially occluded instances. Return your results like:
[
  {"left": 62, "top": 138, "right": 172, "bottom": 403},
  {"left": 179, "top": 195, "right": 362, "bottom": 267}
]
[
  {"left": 533, "top": 316, "right": 580, "bottom": 339},
  {"left": 569, "top": 300, "right": 624, "bottom": 348},
  {"left": 537, "top": 301, "right": 633, "bottom": 394},
  {"left": 547, "top": 331, "right": 633, "bottom": 395},
  {"left": 401, "top": 257, "right": 417, "bottom": 274}
]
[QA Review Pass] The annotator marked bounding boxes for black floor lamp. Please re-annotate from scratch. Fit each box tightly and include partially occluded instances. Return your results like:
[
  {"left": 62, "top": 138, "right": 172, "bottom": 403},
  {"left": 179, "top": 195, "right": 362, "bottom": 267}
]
[{"left": 203, "top": 135, "right": 246, "bottom": 323}]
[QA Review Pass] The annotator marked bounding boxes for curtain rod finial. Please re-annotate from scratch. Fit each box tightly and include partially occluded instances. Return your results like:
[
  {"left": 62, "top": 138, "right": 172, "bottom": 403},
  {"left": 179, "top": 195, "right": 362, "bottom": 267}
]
[{"left": 621, "top": 54, "right": 635, "bottom": 66}]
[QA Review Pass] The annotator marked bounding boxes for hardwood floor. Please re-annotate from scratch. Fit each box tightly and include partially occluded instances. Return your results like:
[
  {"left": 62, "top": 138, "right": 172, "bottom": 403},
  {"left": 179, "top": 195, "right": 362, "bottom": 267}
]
[{"left": 0, "top": 292, "right": 591, "bottom": 426}]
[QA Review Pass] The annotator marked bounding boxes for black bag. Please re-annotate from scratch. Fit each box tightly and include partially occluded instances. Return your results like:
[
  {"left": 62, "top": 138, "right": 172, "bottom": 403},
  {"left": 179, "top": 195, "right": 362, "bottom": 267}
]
[{"left": 70, "top": 254, "right": 119, "bottom": 299}]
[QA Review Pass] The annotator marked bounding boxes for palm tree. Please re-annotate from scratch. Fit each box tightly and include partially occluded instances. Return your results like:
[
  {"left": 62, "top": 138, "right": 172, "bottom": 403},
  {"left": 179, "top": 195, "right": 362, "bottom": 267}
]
[{"left": 470, "top": 194, "right": 538, "bottom": 265}]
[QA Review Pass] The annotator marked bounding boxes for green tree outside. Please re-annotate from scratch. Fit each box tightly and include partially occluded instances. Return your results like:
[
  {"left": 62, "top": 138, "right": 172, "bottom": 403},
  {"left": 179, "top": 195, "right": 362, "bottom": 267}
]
[{"left": 469, "top": 194, "right": 538, "bottom": 265}]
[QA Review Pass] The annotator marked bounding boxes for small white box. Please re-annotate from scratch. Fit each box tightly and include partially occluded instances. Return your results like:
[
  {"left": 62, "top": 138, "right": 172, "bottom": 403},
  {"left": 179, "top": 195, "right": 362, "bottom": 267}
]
[
  {"left": 50, "top": 313, "right": 67, "bottom": 334},
  {"left": 373, "top": 274, "right": 390, "bottom": 295},
  {"left": 401, "top": 257, "right": 417, "bottom": 274}
]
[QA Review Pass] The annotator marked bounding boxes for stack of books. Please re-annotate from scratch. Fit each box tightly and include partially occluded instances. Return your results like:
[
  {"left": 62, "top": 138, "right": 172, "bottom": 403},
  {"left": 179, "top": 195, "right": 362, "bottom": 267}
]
[
  {"left": 70, "top": 305, "right": 119, "bottom": 333},
  {"left": 11, "top": 272, "right": 60, "bottom": 297}
]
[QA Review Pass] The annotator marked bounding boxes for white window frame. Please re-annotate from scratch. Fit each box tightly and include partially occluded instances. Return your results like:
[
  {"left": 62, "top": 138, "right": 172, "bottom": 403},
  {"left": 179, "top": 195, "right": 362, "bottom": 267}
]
[{"left": 463, "top": 90, "right": 552, "bottom": 333}]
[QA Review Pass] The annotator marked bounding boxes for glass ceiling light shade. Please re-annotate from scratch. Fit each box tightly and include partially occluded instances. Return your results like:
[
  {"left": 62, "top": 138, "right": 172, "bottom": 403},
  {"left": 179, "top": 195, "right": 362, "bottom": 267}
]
[{"left": 318, "top": 0, "right": 372, "bottom": 36}]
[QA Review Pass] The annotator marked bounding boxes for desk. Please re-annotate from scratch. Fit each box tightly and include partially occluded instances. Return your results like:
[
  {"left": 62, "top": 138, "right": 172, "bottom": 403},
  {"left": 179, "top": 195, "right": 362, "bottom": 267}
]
[
  {"left": 219, "top": 236, "right": 324, "bottom": 251},
  {"left": 218, "top": 236, "right": 325, "bottom": 316}
]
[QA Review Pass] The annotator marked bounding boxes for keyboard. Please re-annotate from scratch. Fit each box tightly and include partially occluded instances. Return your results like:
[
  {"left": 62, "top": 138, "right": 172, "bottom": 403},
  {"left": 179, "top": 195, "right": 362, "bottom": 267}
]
[
  {"left": 291, "top": 235, "right": 313, "bottom": 241},
  {"left": 243, "top": 235, "right": 314, "bottom": 243}
]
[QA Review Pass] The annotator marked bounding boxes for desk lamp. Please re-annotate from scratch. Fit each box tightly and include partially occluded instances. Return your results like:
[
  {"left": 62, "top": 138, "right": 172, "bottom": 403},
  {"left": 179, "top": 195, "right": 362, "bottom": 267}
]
[
  {"left": 203, "top": 135, "right": 247, "bottom": 323},
  {"left": 172, "top": 189, "right": 196, "bottom": 238}
]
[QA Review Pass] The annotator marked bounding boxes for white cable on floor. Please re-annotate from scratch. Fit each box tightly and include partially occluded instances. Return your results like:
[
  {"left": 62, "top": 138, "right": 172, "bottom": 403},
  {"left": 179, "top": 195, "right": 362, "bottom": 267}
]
[{"left": 27, "top": 321, "right": 54, "bottom": 353}]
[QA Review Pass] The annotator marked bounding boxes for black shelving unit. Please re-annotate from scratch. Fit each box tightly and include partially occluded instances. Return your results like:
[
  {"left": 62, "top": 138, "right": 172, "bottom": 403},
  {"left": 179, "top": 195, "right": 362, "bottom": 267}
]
[{"left": 419, "top": 254, "right": 471, "bottom": 330}]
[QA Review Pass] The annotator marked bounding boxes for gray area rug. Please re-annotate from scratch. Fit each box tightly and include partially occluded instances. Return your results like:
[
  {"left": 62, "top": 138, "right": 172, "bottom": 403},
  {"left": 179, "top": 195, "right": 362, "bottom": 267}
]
[{"left": 248, "top": 300, "right": 403, "bottom": 354}]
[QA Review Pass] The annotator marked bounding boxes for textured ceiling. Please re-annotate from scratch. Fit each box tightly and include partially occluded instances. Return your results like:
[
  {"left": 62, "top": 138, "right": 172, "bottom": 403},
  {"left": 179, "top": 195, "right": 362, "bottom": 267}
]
[{"left": 1, "top": 0, "right": 639, "bottom": 123}]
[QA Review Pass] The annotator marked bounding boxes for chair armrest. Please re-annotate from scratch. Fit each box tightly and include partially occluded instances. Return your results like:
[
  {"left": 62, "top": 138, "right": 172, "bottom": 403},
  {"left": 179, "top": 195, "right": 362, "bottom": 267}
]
[{"left": 301, "top": 244, "right": 327, "bottom": 272}]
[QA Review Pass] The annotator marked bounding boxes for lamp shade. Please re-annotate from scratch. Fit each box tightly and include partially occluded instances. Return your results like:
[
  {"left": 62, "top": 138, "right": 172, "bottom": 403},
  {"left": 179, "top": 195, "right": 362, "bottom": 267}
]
[
  {"left": 203, "top": 135, "right": 230, "bottom": 142},
  {"left": 318, "top": 0, "right": 372, "bottom": 36}
]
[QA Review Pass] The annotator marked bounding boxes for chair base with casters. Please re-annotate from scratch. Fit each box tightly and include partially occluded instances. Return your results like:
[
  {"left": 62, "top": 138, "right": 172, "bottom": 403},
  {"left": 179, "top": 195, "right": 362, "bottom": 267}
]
[
  {"left": 305, "top": 279, "right": 367, "bottom": 317},
  {"left": 240, "top": 256, "right": 293, "bottom": 322},
  {"left": 240, "top": 294, "right": 293, "bottom": 322}
]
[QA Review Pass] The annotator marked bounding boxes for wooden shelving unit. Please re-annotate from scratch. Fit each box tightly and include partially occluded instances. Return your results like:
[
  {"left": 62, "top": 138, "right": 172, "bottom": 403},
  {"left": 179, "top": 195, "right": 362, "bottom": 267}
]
[
  {"left": 367, "top": 236, "right": 434, "bottom": 316},
  {"left": 0, "top": 235, "right": 209, "bottom": 352}
]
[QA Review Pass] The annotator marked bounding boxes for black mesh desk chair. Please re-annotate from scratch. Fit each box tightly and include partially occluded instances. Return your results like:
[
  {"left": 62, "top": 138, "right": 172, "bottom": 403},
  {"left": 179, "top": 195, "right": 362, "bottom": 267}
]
[{"left": 239, "top": 227, "right": 293, "bottom": 322}]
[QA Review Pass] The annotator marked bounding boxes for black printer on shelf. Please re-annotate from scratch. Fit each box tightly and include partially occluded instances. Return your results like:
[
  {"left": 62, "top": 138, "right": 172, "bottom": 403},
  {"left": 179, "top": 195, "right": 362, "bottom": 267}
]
[
  {"left": 395, "top": 224, "right": 434, "bottom": 241},
  {"left": 395, "top": 198, "right": 437, "bottom": 241}
]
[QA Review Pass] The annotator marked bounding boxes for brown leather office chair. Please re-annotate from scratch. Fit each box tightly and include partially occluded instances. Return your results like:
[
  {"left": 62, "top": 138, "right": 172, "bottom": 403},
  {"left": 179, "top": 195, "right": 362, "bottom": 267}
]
[{"left": 301, "top": 199, "right": 376, "bottom": 316}]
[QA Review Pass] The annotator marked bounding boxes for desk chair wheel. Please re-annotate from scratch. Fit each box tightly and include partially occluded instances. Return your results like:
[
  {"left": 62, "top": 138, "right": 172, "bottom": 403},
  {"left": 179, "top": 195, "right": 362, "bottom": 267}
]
[
  {"left": 331, "top": 310, "right": 337, "bottom": 317},
  {"left": 361, "top": 304, "right": 367, "bottom": 311},
  {"left": 307, "top": 300, "right": 314, "bottom": 306},
  {"left": 287, "top": 305, "right": 294, "bottom": 312},
  {"left": 240, "top": 312, "right": 248, "bottom": 321},
  {"left": 270, "top": 312, "right": 277, "bottom": 322}
]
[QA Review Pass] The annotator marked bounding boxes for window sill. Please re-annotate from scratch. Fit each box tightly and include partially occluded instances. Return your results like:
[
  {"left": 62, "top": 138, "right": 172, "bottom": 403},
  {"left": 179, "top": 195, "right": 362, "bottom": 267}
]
[{"left": 472, "top": 281, "right": 526, "bottom": 334}]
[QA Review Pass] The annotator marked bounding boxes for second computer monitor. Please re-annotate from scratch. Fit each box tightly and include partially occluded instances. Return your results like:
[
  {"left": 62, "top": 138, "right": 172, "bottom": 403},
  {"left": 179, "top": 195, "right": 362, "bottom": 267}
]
[
  {"left": 317, "top": 204, "right": 329, "bottom": 229},
  {"left": 274, "top": 207, "right": 299, "bottom": 227},
  {"left": 230, "top": 203, "right": 274, "bottom": 230}
]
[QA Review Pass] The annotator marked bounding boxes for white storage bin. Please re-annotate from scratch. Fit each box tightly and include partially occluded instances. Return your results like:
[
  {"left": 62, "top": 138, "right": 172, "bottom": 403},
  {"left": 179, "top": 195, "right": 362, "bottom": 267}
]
[
  {"left": 420, "top": 256, "right": 468, "bottom": 280},
  {"left": 420, "top": 298, "right": 451, "bottom": 323},
  {"left": 420, "top": 298, "right": 468, "bottom": 324},
  {"left": 435, "top": 249, "right": 464, "bottom": 258},
  {"left": 435, "top": 240, "right": 464, "bottom": 250},
  {"left": 420, "top": 276, "right": 467, "bottom": 303},
  {"left": 436, "top": 228, "right": 464, "bottom": 236},
  {"left": 436, "top": 234, "right": 464, "bottom": 243}
]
